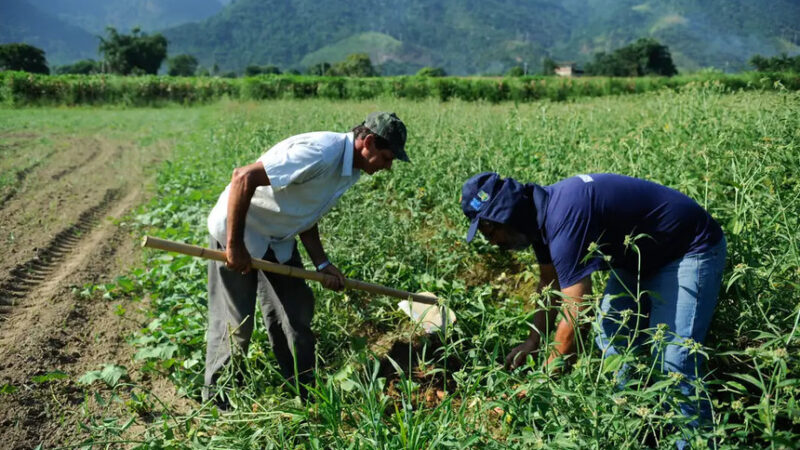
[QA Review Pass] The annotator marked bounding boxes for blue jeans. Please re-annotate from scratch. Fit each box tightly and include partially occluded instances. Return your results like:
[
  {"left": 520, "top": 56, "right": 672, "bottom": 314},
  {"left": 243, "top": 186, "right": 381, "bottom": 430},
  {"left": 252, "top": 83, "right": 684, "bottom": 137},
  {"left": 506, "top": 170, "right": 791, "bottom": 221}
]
[{"left": 595, "top": 237, "right": 727, "bottom": 426}]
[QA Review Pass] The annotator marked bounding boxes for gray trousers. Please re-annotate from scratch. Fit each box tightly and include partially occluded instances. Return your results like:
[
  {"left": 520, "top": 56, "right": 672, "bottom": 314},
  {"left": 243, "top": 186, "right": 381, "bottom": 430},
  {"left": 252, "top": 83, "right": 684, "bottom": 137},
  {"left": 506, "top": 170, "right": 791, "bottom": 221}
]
[{"left": 204, "top": 236, "right": 316, "bottom": 400}]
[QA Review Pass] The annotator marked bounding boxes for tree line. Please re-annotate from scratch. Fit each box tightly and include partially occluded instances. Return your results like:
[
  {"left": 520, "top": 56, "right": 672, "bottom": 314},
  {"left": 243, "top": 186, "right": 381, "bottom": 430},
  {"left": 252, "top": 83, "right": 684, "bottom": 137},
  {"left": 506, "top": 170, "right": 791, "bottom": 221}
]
[
  {"left": 749, "top": 53, "right": 800, "bottom": 73},
  {"left": 504, "top": 38, "right": 679, "bottom": 77},
  {"left": 2, "top": 31, "right": 797, "bottom": 77}
]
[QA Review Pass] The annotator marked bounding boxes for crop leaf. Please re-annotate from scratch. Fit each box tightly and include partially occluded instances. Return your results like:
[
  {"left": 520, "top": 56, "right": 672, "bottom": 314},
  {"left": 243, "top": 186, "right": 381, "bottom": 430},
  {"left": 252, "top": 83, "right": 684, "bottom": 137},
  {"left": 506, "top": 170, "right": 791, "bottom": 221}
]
[
  {"left": 78, "top": 364, "right": 128, "bottom": 387},
  {"left": 32, "top": 371, "right": 69, "bottom": 383},
  {"left": 135, "top": 343, "right": 178, "bottom": 361}
]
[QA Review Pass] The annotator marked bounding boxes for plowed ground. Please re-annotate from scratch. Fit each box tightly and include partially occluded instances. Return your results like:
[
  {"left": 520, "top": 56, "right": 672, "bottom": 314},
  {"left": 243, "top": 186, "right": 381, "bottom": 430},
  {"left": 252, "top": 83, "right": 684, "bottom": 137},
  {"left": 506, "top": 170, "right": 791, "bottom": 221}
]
[{"left": 0, "top": 132, "right": 185, "bottom": 448}]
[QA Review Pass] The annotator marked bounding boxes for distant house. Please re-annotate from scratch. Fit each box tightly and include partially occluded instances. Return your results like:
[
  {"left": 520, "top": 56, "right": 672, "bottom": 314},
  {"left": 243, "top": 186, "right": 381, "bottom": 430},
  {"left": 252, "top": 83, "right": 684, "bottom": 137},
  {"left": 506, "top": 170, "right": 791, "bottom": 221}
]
[{"left": 555, "top": 63, "right": 584, "bottom": 77}]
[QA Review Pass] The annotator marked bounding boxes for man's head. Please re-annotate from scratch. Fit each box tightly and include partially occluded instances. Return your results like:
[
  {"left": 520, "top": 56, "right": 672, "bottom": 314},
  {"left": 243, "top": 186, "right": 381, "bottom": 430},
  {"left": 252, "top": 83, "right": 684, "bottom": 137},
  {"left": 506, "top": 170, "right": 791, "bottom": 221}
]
[
  {"left": 476, "top": 219, "right": 532, "bottom": 251},
  {"left": 352, "top": 111, "right": 408, "bottom": 175},
  {"left": 461, "top": 172, "right": 536, "bottom": 251}
]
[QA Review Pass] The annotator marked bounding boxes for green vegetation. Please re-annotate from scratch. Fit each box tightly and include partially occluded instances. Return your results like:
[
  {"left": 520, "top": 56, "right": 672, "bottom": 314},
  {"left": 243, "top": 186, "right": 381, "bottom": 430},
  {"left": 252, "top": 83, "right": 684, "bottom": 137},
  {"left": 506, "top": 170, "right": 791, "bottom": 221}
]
[
  {"left": 0, "top": 43, "right": 50, "bottom": 74},
  {"left": 167, "top": 54, "right": 198, "bottom": 77},
  {"left": 54, "top": 58, "right": 102, "bottom": 75},
  {"left": 541, "top": 57, "right": 557, "bottom": 76},
  {"left": 244, "top": 65, "right": 281, "bottom": 76},
  {"left": 5, "top": 0, "right": 799, "bottom": 73},
  {"left": 306, "top": 62, "right": 332, "bottom": 77},
  {"left": 0, "top": 0, "right": 96, "bottom": 65},
  {"left": 2, "top": 71, "right": 799, "bottom": 107},
  {"left": 326, "top": 53, "right": 379, "bottom": 77},
  {"left": 506, "top": 66, "right": 525, "bottom": 77},
  {"left": 585, "top": 38, "right": 677, "bottom": 77},
  {"left": 55, "top": 86, "right": 800, "bottom": 447},
  {"left": 98, "top": 27, "right": 167, "bottom": 75},
  {"left": 750, "top": 54, "right": 800, "bottom": 73},
  {"left": 159, "top": 0, "right": 800, "bottom": 74},
  {"left": 416, "top": 67, "right": 447, "bottom": 78},
  {"left": 299, "top": 32, "right": 423, "bottom": 76},
  {"left": 26, "top": 0, "right": 222, "bottom": 34}
]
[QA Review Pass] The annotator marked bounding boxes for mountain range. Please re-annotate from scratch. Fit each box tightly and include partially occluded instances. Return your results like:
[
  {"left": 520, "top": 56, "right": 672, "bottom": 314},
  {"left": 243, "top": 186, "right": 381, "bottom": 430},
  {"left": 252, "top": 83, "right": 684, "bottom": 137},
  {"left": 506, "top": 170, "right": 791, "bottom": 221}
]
[{"left": 2, "top": 0, "right": 799, "bottom": 73}]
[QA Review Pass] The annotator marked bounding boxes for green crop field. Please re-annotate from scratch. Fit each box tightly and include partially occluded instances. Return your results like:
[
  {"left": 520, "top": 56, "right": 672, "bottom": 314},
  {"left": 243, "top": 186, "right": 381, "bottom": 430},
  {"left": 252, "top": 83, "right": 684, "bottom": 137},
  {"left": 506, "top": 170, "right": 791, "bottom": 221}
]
[{"left": 5, "top": 86, "right": 799, "bottom": 448}]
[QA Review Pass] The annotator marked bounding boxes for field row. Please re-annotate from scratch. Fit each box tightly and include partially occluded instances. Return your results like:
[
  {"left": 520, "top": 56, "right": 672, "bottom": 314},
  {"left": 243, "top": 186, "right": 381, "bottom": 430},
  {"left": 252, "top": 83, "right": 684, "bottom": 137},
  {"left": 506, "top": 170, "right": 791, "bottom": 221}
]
[
  {"left": 84, "top": 87, "right": 800, "bottom": 448},
  {"left": 1, "top": 70, "right": 799, "bottom": 106}
]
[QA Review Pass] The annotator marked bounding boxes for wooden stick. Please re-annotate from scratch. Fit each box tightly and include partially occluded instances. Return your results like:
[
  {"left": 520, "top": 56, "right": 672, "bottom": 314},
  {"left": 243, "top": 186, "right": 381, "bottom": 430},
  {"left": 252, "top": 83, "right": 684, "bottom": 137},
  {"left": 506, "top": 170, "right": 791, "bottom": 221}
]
[{"left": 141, "top": 236, "right": 438, "bottom": 305}]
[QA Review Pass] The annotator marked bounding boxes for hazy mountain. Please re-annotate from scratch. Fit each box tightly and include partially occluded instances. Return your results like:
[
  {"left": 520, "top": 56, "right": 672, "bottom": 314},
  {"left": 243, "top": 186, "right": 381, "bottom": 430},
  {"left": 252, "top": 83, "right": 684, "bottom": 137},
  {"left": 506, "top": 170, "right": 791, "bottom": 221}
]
[
  {"left": 3, "top": 0, "right": 798, "bottom": 74},
  {"left": 164, "top": 0, "right": 571, "bottom": 75},
  {"left": 553, "top": 0, "right": 800, "bottom": 72},
  {"left": 0, "top": 0, "right": 97, "bottom": 65},
  {"left": 163, "top": 0, "right": 800, "bottom": 74},
  {"left": 26, "top": 0, "right": 225, "bottom": 34}
]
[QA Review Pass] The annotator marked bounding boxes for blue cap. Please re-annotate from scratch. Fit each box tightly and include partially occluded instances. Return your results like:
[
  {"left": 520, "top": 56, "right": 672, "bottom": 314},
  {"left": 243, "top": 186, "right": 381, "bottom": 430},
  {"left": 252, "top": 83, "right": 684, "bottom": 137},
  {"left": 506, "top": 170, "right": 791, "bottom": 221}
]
[{"left": 461, "top": 171, "right": 528, "bottom": 242}]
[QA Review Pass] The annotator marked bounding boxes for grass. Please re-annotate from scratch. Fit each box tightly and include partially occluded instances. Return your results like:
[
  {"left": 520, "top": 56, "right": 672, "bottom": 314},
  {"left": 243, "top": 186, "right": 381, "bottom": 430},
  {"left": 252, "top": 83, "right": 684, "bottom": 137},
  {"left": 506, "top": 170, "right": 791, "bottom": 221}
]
[{"left": 10, "top": 87, "right": 799, "bottom": 448}]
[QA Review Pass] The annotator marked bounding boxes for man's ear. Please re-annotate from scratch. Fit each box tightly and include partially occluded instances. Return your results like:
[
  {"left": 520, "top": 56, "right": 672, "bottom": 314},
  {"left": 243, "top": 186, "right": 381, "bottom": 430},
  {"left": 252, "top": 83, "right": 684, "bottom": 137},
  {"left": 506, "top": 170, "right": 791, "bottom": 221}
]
[{"left": 362, "top": 133, "right": 374, "bottom": 152}]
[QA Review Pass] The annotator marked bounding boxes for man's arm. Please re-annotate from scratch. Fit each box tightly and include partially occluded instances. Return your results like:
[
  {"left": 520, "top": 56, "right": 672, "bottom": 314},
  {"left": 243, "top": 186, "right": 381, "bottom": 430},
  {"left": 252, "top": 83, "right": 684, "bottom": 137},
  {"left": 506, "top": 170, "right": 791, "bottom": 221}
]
[
  {"left": 547, "top": 276, "right": 593, "bottom": 367},
  {"left": 298, "top": 223, "right": 346, "bottom": 291},
  {"left": 225, "top": 162, "right": 269, "bottom": 273},
  {"left": 505, "top": 264, "right": 561, "bottom": 369}
]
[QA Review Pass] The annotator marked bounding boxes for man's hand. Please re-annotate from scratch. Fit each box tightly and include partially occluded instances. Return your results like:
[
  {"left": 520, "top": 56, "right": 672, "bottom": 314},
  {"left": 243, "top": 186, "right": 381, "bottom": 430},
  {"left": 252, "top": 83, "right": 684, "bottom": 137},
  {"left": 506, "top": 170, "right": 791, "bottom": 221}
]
[
  {"left": 226, "top": 245, "right": 252, "bottom": 274},
  {"left": 319, "top": 263, "right": 346, "bottom": 291},
  {"left": 505, "top": 338, "right": 540, "bottom": 370}
]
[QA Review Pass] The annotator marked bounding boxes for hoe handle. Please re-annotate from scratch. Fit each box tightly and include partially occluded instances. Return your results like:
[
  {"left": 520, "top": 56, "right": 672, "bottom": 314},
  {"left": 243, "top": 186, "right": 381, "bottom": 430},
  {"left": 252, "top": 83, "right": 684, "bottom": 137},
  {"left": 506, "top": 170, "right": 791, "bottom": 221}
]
[{"left": 142, "top": 236, "right": 438, "bottom": 305}]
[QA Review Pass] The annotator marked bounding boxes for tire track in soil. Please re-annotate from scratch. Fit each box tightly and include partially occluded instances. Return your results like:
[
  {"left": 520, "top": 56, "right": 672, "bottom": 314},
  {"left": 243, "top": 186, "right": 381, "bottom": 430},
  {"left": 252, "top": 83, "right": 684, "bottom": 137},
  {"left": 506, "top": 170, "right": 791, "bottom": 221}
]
[
  {"left": 0, "top": 151, "right": 56, "bottom": 211},
  {"left": 50, "top": 148, "right": 100, "bottom": 181},
  {"left": 0, "top": 134, "right": 188, "bottom": 448},
  {"left": 0, "top": 186, "right": 153, "bottom": 449},
  {"left": 0, "top": 188, "right": 121, "bottom": 311}
]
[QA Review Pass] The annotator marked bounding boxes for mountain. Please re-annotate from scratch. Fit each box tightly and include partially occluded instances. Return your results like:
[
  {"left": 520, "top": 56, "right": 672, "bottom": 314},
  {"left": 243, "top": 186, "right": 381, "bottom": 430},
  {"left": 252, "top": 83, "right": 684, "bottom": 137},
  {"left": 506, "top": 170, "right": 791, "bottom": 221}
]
[
  {"left": 26, "top": 0, "right": 224, "bottom": 34},
  {"left": 163, "top": 0, "right": 570, "bottom": 75},
  {"left": 162, "top": 0, "right": 800, "bottom": 74},
  {"left": 3, "top": 0, "right": 799, "bottom": 74},
  {"left": 0, "top": 0, "right": 98, "bottom": 65},
  {"left": 553, "top": 0, "right": 800, "bottom": 72}
]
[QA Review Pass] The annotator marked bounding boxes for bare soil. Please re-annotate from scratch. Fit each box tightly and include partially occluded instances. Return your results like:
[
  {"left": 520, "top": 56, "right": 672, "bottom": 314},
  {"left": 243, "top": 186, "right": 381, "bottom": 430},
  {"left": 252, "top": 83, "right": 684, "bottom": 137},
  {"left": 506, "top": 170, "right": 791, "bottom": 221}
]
[{"left": 0, "top": 133, "right": 189, "bottom": 449}]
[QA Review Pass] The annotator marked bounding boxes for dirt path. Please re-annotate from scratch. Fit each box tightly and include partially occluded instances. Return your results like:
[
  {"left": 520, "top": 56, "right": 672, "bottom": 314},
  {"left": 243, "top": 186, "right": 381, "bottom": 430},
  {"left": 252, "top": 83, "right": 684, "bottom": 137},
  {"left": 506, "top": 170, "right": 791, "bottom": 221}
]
[{"left": 0, "top": 133, "right": 185, "bottom": 449}]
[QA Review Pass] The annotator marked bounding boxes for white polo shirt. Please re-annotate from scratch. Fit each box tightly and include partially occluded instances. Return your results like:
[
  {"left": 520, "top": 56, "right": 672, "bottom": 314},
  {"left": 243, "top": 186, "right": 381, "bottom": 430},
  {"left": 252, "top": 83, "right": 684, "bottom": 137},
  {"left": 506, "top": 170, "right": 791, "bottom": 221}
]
[{"left": 207, "top": 131, "right": 361, "bottom": 263}]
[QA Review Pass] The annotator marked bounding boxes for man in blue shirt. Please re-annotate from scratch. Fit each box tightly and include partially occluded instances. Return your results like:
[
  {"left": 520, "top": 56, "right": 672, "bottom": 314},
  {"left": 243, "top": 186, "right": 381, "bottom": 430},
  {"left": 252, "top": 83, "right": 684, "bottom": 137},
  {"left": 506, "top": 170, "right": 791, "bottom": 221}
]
[{"left": 461, "top": 172, "right": 727, "bottom": 427}]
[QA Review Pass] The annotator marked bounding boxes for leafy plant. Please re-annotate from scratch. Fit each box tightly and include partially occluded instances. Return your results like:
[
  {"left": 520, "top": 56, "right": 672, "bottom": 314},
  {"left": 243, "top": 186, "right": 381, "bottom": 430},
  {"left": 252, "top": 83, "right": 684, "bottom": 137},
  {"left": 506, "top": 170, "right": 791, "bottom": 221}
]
[
  {"left": 78, "top": 364, "right": 128, "bottom": 388},
  {"left": 19, "top": 87, "right": 798, "bottom": 447}
]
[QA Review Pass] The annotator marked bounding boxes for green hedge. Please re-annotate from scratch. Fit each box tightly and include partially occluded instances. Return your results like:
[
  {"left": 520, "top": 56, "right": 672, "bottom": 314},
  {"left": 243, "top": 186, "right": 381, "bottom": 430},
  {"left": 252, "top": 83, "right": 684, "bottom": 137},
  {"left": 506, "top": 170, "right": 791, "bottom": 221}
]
[{"left": 1, "top": 71, "right": 798, "bottom": 106}]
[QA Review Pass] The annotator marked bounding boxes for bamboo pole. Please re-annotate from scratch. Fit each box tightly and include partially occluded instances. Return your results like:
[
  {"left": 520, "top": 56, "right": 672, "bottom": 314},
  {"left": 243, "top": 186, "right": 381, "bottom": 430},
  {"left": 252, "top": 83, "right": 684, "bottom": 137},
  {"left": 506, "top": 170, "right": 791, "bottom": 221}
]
[{"left": 142, "top": 236, "right": 438, "bottom": 305}]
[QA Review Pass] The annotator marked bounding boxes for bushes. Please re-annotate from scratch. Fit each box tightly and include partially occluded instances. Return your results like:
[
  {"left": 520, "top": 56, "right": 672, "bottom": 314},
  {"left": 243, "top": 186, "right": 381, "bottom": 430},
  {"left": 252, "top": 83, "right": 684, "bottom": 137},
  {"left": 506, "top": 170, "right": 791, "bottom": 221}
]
[
  {"left": 0, "top": 72, "right": 238, "bottom": 106},
  {"left": 2, "top": 71, "right": 799, "bottom": 106}
]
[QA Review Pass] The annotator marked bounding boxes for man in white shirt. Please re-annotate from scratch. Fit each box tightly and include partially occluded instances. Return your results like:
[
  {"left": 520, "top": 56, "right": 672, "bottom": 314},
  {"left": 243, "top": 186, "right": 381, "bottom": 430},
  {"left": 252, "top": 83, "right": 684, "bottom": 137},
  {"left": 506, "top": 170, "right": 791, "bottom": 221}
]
[{"left": 204, "top": 112, "right": 408, "bottom": 403}]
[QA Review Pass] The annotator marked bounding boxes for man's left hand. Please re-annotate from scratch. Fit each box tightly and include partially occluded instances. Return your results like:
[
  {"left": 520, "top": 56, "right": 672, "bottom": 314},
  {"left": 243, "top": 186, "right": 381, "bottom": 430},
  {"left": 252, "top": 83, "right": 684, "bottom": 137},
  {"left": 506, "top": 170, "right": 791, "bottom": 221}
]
[{"left": 319, "top": 263, "right": 346, "bottom": 291}]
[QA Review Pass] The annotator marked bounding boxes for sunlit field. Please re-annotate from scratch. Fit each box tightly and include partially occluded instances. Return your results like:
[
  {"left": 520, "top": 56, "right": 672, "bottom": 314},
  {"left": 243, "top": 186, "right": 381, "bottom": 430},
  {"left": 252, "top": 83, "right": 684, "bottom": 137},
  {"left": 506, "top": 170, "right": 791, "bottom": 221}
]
[{"left": 10, "top": 86, "right": 798, "bottom": 448}]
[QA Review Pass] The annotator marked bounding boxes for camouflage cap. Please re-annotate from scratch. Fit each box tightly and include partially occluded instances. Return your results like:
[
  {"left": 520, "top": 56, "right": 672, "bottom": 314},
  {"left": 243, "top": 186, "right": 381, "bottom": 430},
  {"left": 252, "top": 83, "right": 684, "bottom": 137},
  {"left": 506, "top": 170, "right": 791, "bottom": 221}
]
[{"left": 363, "top": 111, "right": 409, "bottom": 162}]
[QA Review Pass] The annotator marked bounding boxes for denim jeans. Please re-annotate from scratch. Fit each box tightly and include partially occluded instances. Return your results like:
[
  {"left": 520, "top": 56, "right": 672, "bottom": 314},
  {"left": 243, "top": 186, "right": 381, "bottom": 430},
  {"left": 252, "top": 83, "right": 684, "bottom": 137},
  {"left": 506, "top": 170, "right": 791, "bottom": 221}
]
[{"left": 595, "top": 237, "right": 727, "bottom": 428}]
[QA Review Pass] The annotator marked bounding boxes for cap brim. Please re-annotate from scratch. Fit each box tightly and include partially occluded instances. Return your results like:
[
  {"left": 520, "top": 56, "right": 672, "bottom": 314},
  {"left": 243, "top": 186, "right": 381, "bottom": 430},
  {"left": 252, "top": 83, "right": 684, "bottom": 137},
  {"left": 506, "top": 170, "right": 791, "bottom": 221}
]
[
  {"left": 465, "top": 218, "right": 480, "bottom": 242},
  {"left": 393, "top": 144, "right": 410, "bottom": 163}
]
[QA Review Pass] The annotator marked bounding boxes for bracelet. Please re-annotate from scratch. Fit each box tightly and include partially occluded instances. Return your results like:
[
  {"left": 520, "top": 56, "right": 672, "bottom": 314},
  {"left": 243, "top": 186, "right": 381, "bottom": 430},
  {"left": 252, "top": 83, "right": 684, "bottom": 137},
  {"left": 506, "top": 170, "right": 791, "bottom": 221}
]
[{"left": 316, "top": 260, "right": 331, "bottom": 272}]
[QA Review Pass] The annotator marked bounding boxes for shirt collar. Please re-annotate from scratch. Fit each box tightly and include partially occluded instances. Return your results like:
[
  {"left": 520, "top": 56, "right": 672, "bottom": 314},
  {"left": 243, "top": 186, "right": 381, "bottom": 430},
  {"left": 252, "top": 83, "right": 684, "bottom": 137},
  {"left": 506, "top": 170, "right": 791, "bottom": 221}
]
[{"left": 342, "top": 132, "right": 356, "bottom": 177}]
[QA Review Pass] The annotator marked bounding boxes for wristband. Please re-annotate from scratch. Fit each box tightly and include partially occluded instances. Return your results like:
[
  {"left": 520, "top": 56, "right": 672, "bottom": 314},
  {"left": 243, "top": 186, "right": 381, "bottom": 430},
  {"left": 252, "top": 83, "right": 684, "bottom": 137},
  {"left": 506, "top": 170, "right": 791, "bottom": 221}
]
[{"left": 316, "top": 260, "right": 331, "bottom": 272}]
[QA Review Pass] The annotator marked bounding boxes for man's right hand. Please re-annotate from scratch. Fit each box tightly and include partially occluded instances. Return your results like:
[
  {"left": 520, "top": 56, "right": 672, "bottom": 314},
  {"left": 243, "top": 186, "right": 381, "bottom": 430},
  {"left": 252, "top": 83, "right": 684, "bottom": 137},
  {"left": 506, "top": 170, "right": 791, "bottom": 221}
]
[
  {"left": 504, "top": 338, "right": 540, "bottom": 370},
  {"left": 226, "top": 245, "right": 252, "bottom": 274}
]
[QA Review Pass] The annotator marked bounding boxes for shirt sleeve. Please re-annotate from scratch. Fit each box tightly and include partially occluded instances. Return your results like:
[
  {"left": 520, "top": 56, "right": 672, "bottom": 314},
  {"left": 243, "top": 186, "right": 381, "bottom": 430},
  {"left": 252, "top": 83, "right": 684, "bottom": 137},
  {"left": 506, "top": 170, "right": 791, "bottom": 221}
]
[
  {"left": 259, "top": 141, "right": 331, "bottom": 190},
  {"left": 548, "top": 204, "right": 603, "bottom": 288},
  {"left": 531, "top": 238, "right": 552, "bottom": 265}
]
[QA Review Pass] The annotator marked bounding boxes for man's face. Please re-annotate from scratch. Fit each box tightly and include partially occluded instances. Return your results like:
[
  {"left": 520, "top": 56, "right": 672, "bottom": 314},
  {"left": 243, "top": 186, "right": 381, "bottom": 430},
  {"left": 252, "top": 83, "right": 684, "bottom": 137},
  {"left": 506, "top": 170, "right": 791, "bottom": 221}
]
[
  {"left": 358, "top": 134, "right": 395, "bottom": 175},
  {"left": 478, "top": 220, "right": 531, "bottom": 251}
]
